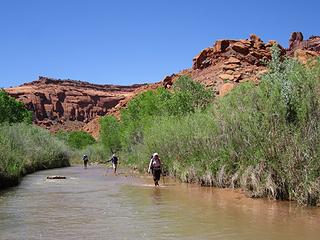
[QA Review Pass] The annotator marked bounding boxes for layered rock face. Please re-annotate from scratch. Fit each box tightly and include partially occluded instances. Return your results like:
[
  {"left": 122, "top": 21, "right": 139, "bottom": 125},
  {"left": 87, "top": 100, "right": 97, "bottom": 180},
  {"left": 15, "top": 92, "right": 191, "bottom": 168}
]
[
  {"left": 163, "top": 32, "right": 320, "bottom": 96},
  {"left": 162, "top": 34, "right": 279, "bottom": 95},
  {"left": 5, "top": 77, "right": 146, "bottom": 135}
]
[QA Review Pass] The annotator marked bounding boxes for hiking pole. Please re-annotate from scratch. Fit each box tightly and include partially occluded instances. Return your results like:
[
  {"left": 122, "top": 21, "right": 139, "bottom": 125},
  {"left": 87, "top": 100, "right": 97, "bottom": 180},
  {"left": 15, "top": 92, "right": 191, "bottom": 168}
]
[{"left": 162, "top": 166, "right": 165, "bottom": 185}]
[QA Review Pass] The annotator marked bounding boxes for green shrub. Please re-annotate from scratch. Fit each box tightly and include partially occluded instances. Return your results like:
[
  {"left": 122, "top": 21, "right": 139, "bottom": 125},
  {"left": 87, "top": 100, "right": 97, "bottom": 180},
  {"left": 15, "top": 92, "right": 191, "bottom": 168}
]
[
  {"left": 0, "top": 123, "right": 70, "bottom": 188},
  {"left": 118, "top": 76, "right": 213, "bottom": 150},
  {"left": 0, "top": 90, "right": 32, "bottom": 124},
  {"left": 56, "top": 131, "right": 96, "bottom": 150},
  {"left": 169, "top": 76, "right": 213, "bottom": 115},
  {"left": 71, "top": 143, "right": 107, "bottom": 164},
  {"left": 100, "top": 116, "right": 121, "bottom": 155}
]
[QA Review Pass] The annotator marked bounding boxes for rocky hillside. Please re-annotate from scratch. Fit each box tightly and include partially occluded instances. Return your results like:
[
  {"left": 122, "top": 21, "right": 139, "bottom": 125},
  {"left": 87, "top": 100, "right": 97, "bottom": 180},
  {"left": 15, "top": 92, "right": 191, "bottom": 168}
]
[
  {"left": 162, "top": 32, "right": 320, "bottom": 96},
  {"left": 5, "top": 77, "right": 148, "bottom": 136},
  {"left": 4, "top": 32, "right": 319, "bottom": 137}
]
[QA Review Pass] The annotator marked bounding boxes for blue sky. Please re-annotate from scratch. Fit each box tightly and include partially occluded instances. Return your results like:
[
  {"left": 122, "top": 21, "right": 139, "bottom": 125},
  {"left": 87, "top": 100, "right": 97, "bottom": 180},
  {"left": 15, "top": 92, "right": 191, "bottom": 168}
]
[{"left": 0, "top": 0, "right": 319, "bottom": 88}]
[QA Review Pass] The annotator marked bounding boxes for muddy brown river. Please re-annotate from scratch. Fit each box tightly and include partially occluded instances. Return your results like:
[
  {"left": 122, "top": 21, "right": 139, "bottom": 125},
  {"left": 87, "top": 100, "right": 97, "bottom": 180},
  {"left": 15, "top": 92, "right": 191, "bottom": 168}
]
[{"left": 1, "top": 165, "right": 320, "bottom": 240}]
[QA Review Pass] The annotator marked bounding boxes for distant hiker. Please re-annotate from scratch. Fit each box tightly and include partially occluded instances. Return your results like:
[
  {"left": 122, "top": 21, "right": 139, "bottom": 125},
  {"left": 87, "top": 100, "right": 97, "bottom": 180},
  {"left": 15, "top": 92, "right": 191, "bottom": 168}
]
[
  {"left": 83, "top": 154, "right": 89, "bottom": 169},
  {"left": 107, "top": 154, "right": 119, "bottom": 174},
  {"left": 148, "top": 153, "right": 162, "bottom": 186}
]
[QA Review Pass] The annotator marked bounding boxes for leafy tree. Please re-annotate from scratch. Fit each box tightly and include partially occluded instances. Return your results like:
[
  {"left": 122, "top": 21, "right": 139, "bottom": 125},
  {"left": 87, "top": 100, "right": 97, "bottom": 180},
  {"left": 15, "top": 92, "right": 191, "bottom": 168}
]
[
  {"left": 0, "top": 90, "right": 32, "bottom": 124},
  {"left": 115, "top": 76, "right": 214, "bottom": 149},
  {"left": 56, "top": 131, "right": 96, "bottom": 149},
  {"left": 99, "top": 116, "right": 121, "bottom": 154},
  {"left": 170, "top": 76, "right": 213, "bottom": 115}
]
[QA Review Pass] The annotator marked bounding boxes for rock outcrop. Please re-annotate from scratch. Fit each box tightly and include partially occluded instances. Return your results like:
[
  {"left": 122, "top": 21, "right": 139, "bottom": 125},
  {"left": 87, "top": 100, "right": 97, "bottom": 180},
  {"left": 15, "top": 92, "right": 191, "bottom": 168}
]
[
  {"left": 169, "top": 34, "right": 279, "bottom": 95},
  {"left": 5, "top": 77, "right": 147, "bottom": 136},
  {"left": 288, "top": 32, "right": 320, "bottom": 54},
  {"left": 287, "top": 32, "right": 320, "bottom": 64},
  {"left": 289, "top": 32, "right": 304, "bottom": 50},
  {"left": 165, "top": 32, "right": 319, "bottom": 96}
]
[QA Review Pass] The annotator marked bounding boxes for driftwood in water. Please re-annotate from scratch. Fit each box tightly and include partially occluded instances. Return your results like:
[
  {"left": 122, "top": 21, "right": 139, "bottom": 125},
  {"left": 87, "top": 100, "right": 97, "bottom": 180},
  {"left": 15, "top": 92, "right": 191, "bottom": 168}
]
[{"left": 46, "top": 175, "right": 66, "bottom": 179}]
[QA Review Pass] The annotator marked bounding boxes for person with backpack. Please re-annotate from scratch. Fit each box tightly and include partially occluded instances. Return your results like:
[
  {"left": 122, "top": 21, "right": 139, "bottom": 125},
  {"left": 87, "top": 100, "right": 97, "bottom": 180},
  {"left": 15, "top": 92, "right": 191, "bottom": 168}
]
[
  {"left": 148, "top": 153, "right": 162, "bottom": 186},
  {"left": 107, "top": 153, "right": 119, "bottom": 174},
  {"left": 83, "top": 154, "right": 89, "bottom": 169}
]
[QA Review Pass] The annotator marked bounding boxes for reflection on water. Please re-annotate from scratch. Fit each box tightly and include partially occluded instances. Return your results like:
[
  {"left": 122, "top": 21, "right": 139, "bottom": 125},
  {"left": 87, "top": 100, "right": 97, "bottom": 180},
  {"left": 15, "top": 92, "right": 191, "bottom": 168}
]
[
  {"left": 0, "top": 165, "right": 320, "bottom": 240},
  {"left": 151, "top": 187, "right": 162, "bottom": 204}
]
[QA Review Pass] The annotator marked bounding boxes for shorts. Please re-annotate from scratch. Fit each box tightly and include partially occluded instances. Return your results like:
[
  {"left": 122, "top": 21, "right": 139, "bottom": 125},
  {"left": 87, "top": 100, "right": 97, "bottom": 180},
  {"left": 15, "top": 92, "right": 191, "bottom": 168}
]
[{"left": 112, "top": 163, "right": 117, "bottom": 169}]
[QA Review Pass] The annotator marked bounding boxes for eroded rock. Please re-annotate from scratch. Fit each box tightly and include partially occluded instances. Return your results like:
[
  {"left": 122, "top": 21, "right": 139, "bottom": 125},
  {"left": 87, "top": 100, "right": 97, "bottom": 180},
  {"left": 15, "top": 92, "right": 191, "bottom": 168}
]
[
  {"left": 294, "top": 49, "right": 320, "bottom": 64},
  {"left": 219, "top": 83, "right": 235, "bottom": 96},
  {"left": 289, "top": 32, "right": 304, "bottom": 50},
  {"left": 5, "top": 77, "right": 147, "bottom": 136}
]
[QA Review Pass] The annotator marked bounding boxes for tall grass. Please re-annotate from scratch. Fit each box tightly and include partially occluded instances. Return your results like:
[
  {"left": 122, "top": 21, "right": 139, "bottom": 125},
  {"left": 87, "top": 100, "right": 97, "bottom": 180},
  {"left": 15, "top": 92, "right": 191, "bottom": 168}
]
[
  {"left": 122, "top": 53, "right": 320, "bottom": 205},
  {"left": 0, "top": 123, "right": 70, "bottom": 188},
  {"left": 70, "top": 143, "right": 108, "bottom": 164}
]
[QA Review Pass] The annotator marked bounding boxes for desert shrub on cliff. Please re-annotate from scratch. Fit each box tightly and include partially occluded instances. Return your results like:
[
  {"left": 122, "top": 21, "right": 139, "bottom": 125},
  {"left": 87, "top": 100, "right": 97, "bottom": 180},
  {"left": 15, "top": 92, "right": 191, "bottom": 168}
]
[
  {"left": 0, "top": 123, "right": 70, "bottom": 188},
  {"left": 0, "top": 90, "right": 32, "bottom": 124}
]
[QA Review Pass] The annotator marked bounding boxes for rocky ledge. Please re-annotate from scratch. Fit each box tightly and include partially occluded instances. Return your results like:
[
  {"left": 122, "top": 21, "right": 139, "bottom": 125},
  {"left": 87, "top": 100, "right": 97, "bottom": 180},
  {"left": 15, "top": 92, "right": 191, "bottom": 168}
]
[
  {"left": 162, "top": 32, "right": 320, "bottom": 96},
  {"left": 5, "top": 77, "right": 147, "bottom": 135}
]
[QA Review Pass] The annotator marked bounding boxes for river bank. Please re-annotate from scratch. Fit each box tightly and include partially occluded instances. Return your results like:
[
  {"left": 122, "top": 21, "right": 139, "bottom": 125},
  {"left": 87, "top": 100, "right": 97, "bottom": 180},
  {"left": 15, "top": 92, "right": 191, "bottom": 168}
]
[
  {"left": 0, "top": 123, "right": 70, "bottom": 189},
  {"left": 0, "top": 158, "right": 70, "bottom": 189}
]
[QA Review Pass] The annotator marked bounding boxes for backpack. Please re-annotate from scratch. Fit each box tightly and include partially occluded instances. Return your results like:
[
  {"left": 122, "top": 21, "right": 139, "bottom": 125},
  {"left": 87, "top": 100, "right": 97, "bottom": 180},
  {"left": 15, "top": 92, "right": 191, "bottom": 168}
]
[
  {"left": 151, "top": 158, "right": 161, "bottom": 168},
  {"left": 112, "top": 156, "right": 118, "bottom": 164}
]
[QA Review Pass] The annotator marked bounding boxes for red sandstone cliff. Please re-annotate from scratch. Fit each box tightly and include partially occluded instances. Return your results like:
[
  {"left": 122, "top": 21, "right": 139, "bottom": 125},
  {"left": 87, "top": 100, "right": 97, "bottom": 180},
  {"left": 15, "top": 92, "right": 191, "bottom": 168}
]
[
  {"left": 5, "top": 77, "right": 147, "bottom": 136},
  {"left": 162, "top": 32, "right": 320, "bottom": 96},
  {"left": 4, "top": 32, "right": 319, "bottom": 137}
]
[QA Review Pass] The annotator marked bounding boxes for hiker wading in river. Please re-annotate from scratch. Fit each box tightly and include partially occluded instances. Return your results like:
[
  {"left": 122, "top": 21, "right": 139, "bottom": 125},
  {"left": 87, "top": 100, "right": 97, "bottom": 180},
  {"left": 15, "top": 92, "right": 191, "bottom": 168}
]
[
  {"left": 83, "top": 154, "right": 89, "bottom": 169},
  {"left": 148, "top": 153, "right": 162, "bottom": 186},
  {"left": 107, "top": 154, "right": 119, "bottom": 174}
]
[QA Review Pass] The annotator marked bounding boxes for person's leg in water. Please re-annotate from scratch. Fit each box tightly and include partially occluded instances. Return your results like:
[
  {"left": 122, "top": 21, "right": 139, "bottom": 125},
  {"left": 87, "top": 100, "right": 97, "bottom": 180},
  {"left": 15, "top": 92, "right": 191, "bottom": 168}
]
[
  {"left": 153, "top": 174, "right": 158, "bottom": 186},
  {"left": 84, "top": 160, "right": 88, "bottom": 169},
  {"left": 152, "top": 169, "right": 156, "bottom": 186},
  {"left": 153, "top": 176, "right": 158, "bottom": 186},
  {"left": 113, "top": 163, "right": 117, "bottom": 174},
  {"left": 153, "top": 169, "right": 161, "bottom": 186},
  {"left": 156, "top": 169, "right": 161, "bottom": 186}
]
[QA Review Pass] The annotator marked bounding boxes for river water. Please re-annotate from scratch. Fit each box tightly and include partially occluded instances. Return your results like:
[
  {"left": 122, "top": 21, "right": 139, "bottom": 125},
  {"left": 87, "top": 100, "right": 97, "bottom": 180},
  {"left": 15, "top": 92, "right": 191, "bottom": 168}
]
[{"left": 1, "top": 165, "right": 320, "bottom": 240}]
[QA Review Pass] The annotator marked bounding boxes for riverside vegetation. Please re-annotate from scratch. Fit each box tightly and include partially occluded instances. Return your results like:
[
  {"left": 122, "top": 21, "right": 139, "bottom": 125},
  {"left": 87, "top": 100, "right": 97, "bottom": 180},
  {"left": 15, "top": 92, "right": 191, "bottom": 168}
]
[
  {"left": 0, "top": 90, "right": 70, "bottom": 188},
  {"left": 2, "top": 47, "right": 320, "bottom": 206},
  {"left": 98, "top": 47, "right": 320, "bottom": 206},
  {"left": 55, "top": 130, "right": 107, "bottom": 164}
]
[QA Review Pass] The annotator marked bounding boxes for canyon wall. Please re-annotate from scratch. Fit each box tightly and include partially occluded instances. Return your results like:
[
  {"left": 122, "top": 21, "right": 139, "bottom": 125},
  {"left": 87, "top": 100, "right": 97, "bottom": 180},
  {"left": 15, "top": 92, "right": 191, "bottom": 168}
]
[{"left": 4, "top": 32, "right": 319, "bottom": 137}]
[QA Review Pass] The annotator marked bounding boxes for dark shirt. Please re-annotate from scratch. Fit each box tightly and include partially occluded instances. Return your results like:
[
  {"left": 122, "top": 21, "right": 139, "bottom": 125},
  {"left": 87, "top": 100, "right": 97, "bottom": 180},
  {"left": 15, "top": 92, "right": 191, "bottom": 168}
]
[{"left": 109, "top": 156, "right": 118, "bottom": 164}]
